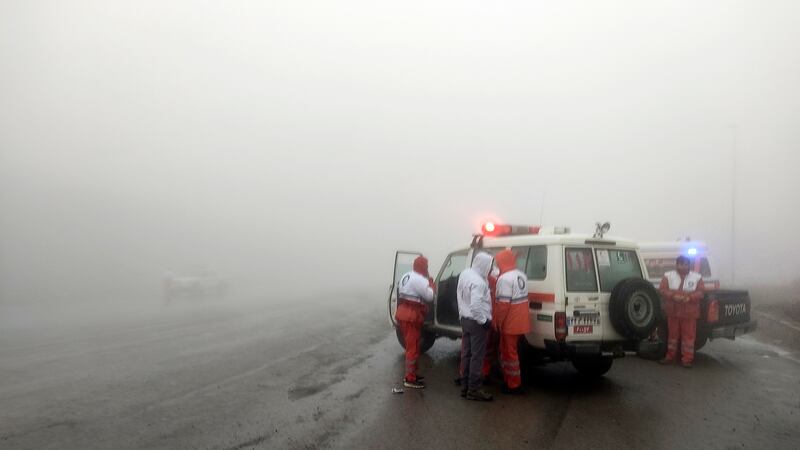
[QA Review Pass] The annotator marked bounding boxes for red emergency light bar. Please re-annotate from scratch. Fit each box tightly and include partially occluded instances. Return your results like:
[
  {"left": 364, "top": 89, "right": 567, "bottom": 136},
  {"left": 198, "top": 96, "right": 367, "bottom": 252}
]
[{"left": 481, "top": 222, "right": 541, "bottom": 237}]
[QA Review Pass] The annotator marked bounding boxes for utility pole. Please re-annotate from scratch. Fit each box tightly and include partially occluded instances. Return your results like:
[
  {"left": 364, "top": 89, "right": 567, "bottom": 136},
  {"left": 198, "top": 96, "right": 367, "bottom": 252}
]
[
  {"left": 538, "top": 190, "right": 546, "bottom": 225},
  {"left": 730, "top": 124, "right": 738, "bottom": 287}
]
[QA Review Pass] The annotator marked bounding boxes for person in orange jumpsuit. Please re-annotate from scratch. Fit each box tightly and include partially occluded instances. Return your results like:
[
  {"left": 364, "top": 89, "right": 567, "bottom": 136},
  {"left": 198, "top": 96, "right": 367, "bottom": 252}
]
[
  {"left": 493, "top": 249, "right": 531, "bottom": 394},
  {"left": 659, "top": 255, "right": 705, "bottom": 368},
  {"left": 395, "top": 256, "right": 435, "bottom": 388}
]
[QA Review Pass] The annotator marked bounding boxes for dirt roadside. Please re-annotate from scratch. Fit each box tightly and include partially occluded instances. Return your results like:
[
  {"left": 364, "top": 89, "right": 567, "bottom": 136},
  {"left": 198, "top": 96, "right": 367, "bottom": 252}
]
[{"left": 749, "top": 280, "right": 800, "bottom": 352}]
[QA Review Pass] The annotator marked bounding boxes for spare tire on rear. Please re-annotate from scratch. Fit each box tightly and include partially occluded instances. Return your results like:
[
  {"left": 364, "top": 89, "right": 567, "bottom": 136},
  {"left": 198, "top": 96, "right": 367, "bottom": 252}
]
[{"left": 609, "top": 278, "right": 661, "bottom": 340}]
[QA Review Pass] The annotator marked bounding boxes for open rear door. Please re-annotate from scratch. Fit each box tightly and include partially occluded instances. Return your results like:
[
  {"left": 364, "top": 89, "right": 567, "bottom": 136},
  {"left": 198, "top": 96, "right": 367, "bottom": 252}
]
[{"left": 388, "top": 251, "right": 422, "bottom": 327}]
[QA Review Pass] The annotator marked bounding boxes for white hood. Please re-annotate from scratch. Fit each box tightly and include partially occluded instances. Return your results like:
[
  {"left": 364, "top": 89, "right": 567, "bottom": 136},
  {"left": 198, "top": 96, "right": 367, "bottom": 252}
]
[
  {"left": 471, "top": 252, "right": 493, "bottom": 280},
  {"left": 457, "top": 251, "right": 493, "bottom": 324}
]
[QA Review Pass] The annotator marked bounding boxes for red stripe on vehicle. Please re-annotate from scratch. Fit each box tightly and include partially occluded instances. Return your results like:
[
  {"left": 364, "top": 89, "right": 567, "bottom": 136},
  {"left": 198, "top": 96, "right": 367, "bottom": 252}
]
[{"left": 528, "top": 292, "right": 556, "bottom": 303}]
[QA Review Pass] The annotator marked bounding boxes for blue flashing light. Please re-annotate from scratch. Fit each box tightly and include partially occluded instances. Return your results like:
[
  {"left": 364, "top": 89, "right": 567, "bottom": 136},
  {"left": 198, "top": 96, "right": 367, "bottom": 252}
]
[{"left": 687, "top": 248, "right": 698, "bottom": 256}]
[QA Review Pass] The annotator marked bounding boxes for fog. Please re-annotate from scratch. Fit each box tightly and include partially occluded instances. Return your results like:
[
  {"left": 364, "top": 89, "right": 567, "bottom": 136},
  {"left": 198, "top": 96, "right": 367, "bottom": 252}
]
[{"left": 1, "top": 1, "right": 799, "bottom": 315}]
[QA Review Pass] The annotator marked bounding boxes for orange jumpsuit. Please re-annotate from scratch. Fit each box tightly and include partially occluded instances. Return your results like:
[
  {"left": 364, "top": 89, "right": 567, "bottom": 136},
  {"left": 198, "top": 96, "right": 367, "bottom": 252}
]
[
  {"left": 660, "top": 271, "right": 705, "bottom": 364},
  {"left": 395, "top": 256, "right": 434, "bottom": 382},
  {"left": 494, "top": 250, "right": 531, "bottom": 389}
]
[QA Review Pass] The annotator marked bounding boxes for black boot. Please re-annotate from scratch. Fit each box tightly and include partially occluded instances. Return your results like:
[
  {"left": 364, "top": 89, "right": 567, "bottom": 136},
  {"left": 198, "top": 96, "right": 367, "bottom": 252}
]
[
  {"left": 501, "top": 384, "right": 525, "bottom": 395},
  {"left": 465, "top": 388, "right": 493, "bottom": 401}
]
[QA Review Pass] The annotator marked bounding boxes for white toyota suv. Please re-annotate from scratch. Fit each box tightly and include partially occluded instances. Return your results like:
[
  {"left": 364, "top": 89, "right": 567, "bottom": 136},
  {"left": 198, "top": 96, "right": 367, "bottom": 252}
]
[{"left": 389, "top": 223, "right": 661, "bottom": 377}]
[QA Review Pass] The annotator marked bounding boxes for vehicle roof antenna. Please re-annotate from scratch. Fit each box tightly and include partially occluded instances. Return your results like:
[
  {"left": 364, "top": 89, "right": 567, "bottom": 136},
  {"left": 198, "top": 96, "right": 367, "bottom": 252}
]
[{"left": 593, "top": 222, "right": 611, "bottom": 238}]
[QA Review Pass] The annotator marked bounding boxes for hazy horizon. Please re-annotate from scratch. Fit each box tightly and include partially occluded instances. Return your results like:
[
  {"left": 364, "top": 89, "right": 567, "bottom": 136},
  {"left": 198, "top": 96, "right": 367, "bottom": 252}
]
[{"left": 2, "top": 1, "right": 799, "bottom": 308}]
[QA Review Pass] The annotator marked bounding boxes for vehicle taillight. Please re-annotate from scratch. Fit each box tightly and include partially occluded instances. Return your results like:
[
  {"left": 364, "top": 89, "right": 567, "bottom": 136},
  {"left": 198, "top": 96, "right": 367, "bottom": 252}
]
[
  {"left": 707, "top": 299, "right": 719, "bottom": 324},
  {"left": 555, "top": 312, "right": 568, "bottom": 341}
]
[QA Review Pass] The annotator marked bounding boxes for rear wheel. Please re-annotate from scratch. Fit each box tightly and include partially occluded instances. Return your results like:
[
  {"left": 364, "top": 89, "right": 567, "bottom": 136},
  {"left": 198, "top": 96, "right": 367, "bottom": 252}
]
[
  {"left": 394, "top": 326, "right": 437, "bottom": 353},
  {"left": 637, "top": 320, "right": 668, "bottom": 360},
  {"left": 694, "top": 327, "right": 709, "bottom": 351},
  {"left": 637, "top": 320, "right": 709, "bottom": 359},
  {"left": 518, "top": 337, "right": 545, "bottom": 374},
  {"left": 571, "top": 356, "right": 613, "bottom": 378}
]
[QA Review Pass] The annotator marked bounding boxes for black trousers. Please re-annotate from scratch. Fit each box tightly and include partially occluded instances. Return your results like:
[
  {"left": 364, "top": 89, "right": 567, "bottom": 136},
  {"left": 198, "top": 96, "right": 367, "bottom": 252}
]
[{"left": 460, "top": 317, "right": 489, "bottom": 390}]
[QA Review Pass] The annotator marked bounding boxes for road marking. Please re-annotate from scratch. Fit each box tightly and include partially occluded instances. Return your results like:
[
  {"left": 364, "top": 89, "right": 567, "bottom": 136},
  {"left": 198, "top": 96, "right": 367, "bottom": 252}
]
[
  {"left": 753, "top": 310, "right": 800, "bottom": 333},
  {"left": 736, "top": 335, "right": 800, "bottom": 366}
]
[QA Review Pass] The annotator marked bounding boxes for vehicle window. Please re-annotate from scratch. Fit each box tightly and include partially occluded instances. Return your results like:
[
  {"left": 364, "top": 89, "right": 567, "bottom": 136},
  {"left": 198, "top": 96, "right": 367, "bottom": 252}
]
[
  {"left": 597, "top": 249, "right": 642, "bottom": 292},
  {"left": 438, "top": 251, "right": 468, "bottom": 282},
  {"left": 436, "top": 251, "right": 469, "bottom": 326},
  {"left": 688, "top": 257, "right": 713, "bottom": 278},
  {"left": 513, "top": 247, "right": 529, "bottom": 272},
  {"left": 698, "top": 257, "right": 711, "bottom": 277},
  {"left": 565, "top": 248, "right": 598, "bottom": 292},
  {"left": 394, "top": 252, "right": 420, "bottom": 285},
  {"left": 644, "top": 257, "right": 711, "bottom": 278},
  {"left": 482, "top": 247, "right": 527, "bottom": 274},
  {"left": 526, "top": 246, "right": 547, "bottom": 280},
  {"left": 644, "top": 258, "right": 673, "bottom": 279}
]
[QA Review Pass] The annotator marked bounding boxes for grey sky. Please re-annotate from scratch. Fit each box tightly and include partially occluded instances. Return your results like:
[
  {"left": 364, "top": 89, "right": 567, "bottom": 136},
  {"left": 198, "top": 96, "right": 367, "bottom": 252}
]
[{"left": 1, "top": 1, "right": 799, "bottom": 305}]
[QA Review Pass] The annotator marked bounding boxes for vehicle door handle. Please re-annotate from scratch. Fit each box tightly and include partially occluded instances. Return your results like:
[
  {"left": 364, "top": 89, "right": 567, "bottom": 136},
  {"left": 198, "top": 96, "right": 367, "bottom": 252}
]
[{"left": 588, "top": 296, "right": 599, "bottom": 301}]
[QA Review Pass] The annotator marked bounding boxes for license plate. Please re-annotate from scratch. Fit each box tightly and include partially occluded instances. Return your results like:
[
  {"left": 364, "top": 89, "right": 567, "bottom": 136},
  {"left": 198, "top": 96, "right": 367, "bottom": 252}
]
[
  {"left": 574, "top": 325, "right": 593, "bottom": 334},
  {"left": 569, "top": 312, "right": 600, "bottom": 326}
]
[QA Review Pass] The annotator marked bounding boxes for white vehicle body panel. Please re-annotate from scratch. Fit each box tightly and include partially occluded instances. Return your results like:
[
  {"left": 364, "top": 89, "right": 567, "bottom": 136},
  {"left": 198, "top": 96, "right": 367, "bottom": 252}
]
[{"left": 423, "top": 234, "right": 644, "bottom": 349}]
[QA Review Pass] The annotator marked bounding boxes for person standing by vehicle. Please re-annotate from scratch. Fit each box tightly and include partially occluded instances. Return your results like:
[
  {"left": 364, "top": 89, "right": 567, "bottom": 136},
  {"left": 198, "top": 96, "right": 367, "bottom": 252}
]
[
  {"left": 494, "top": 249, "right": 530, "bottom": 394},
  {"left": 483, "top": 268, "right": 500, "bottom": 380},
  {"left": 457, "top": 251, "right": 494, "bottom": 401},
  {"left": 396, "top": 256, "right": 435, "bottom": 389},
  {"left": 455, "top": 266, "right": 497, "bottom": 387},
  {"left": 659, "top": 255, "right": 705, "bottom": 368}
]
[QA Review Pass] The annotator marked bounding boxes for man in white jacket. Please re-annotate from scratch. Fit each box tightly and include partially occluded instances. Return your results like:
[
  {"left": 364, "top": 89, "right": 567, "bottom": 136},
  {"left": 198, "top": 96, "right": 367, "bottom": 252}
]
[{"left": 457, "top": 251, "right": 494, "bottom": 401}]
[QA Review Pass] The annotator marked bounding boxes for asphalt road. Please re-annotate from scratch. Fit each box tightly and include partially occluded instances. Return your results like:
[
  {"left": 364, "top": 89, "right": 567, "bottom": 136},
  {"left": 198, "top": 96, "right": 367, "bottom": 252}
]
[{"left": 1, "top": 293, "right": 798, "bottom": 449}]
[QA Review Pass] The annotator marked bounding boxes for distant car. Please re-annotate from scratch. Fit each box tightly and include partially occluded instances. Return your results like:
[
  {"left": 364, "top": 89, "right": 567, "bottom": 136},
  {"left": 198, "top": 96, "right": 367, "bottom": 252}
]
[
  {"left": 163, "top": 270, "right": 228, "bottom": 303},
  {"left": 389, "top": 223, "right": 662, "bottom": 377},
  {"left": 636, "top": 241, "right": 757, "bottom": 359}
]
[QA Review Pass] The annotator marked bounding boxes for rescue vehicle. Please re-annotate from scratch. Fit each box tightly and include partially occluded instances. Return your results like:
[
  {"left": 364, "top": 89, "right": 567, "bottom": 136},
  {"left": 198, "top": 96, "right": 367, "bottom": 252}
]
[
  {"left": 636, "top": 241, "right": 757, "bottom": 359},
  {"left": 640, "top": 241, "right": 719, "bottom": 290},
  {"left": 389, "top": 222, "right": 662, "bottom": 377}
]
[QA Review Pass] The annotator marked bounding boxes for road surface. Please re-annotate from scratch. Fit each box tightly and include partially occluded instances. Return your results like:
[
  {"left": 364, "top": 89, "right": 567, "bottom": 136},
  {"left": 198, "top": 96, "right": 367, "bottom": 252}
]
[{"left": 1, "top": 291, "right": 798, "bottom": 449}]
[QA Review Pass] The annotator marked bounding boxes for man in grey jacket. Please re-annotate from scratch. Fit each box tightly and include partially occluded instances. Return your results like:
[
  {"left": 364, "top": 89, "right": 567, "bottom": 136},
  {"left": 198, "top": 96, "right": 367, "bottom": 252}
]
[{"left": 457, "top": 251, "right": 494, "bottom": 401}]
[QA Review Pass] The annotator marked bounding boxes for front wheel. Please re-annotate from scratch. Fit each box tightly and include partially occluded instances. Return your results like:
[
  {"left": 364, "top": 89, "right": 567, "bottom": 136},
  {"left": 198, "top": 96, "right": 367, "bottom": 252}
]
[
  {"left": 394, "top": 326, "right": 437, "bottom": 353},
  {"left": 571, "top": 356, "right": 613, "bottom": 378}
]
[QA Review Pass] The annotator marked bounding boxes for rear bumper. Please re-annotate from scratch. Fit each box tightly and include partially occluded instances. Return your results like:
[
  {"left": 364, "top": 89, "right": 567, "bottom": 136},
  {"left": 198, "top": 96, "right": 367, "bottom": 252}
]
[
  {"left": 544, "top": 340, "right": 639, "bottom": 358},
  {"left": 709, "top": 320, "right": 758, "bottom": 339}
]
